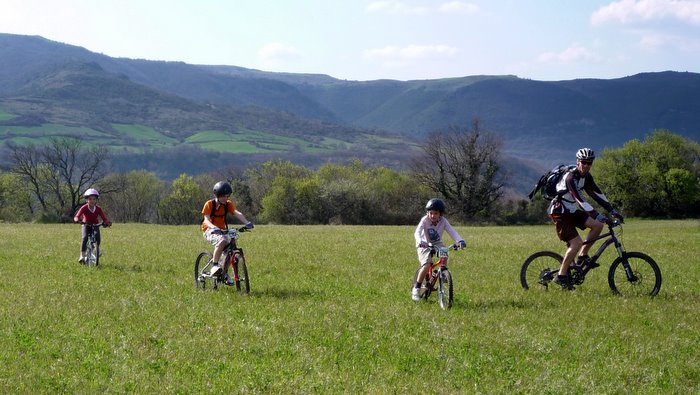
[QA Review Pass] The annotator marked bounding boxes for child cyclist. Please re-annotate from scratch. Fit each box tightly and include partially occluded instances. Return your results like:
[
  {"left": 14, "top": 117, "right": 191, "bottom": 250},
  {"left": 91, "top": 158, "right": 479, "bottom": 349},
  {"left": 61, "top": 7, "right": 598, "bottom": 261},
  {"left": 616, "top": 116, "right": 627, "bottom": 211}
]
[
  {"left": 201, "top": 181, "right": 254, "bottom": 278},
  {"left": 412, "top": 198, "right": 466, "bottom": 301},
  {"left": 73, "top": 188, "right": 111, "bottom": 263}
]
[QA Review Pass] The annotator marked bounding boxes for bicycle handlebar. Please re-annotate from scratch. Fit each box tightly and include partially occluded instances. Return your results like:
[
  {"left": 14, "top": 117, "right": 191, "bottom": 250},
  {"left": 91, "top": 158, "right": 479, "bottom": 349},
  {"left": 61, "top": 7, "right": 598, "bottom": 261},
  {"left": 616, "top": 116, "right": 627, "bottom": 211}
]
[
  {"left": 211, "top": 226, "right": 250, "bottom": 235},
  {"left": 76, "top": 222, "right": 109, "bottom": 227},
  {"left": 427, "top": 243, "right": 463, "bottom": 252},
  {"left": 608, "top": 219, "right": 622, "bottom": 228}
]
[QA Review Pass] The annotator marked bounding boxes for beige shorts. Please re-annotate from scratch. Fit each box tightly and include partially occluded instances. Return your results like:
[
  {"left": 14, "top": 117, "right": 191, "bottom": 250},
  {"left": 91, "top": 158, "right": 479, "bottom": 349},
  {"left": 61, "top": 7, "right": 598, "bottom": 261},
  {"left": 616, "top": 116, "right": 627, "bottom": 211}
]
[
  {"left": 416, "top": 242, "right": 445, "bottom": 266},
  {"left": 203, "top": 228, "right": 232, "bottom": 249}
]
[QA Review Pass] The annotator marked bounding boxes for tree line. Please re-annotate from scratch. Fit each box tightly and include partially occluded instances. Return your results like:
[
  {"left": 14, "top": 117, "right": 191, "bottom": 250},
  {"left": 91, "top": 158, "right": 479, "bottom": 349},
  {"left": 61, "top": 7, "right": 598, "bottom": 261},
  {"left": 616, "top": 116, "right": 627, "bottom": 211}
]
[{"left": 1, "top": 126, "right": 698, "bottom": 225}]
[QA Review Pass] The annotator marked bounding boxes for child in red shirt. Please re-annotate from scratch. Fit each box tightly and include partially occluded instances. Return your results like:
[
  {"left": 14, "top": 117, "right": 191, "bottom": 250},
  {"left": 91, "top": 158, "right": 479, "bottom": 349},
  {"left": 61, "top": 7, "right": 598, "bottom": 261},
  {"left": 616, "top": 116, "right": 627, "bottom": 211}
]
[{"left": 73, "top": 188, "right": 111, "bottom": 263}]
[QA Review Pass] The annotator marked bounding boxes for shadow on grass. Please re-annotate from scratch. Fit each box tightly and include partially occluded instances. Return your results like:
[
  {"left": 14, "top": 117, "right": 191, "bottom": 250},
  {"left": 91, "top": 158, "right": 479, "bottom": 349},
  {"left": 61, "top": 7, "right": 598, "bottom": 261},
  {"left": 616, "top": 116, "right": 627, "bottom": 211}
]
[
  {"left": 99, "top": 262, "right": 145, "bottom": 273},
  {"left": 252, "top": 286, "right": 318, "bottom": 300},
  {"left": 453, "top": 295, "right": 557, "bottom": 312}
]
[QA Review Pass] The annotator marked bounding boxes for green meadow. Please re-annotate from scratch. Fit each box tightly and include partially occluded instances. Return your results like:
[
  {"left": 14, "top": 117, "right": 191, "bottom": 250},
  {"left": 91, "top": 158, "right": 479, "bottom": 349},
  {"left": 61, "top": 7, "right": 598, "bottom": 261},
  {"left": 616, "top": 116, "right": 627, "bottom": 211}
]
[{"left": 1, "top": 220, "right": 698, "bottom": 393}]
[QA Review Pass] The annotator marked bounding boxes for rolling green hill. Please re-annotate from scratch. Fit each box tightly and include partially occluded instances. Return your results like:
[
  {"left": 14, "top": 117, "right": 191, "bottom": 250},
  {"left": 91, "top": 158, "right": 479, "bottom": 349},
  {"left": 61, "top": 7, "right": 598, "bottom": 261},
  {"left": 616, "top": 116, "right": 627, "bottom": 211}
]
[
  {"left": 0, "top": 50, "right": 413, "bottom": 176},
  {"left": 1, "top": 32, "right": 699, "bottom": 185}
]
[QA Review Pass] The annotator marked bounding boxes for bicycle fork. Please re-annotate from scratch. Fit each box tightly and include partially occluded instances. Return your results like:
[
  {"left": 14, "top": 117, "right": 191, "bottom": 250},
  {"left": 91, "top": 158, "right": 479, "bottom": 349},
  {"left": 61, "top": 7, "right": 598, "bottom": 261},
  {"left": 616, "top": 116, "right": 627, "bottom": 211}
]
[
  {"left": 227, "top": 252, "right": 241, "bottom": 283},
  {"left": 614, "top": 244, "right": 639, "bottom": 282}
]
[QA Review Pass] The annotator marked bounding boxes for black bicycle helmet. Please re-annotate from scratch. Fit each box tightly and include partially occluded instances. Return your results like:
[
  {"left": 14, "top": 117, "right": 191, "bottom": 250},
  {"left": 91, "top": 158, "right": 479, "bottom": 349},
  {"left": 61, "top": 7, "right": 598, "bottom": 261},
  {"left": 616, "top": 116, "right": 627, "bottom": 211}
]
[
  {"left": 213, "top": 181, "right": 233, "bottom": 196},
  {"left": 576, "top": 148, "right": 595, "bottom": 161},
  {"left": 425, "top": 198, "right": 446, "bottom": 213}
]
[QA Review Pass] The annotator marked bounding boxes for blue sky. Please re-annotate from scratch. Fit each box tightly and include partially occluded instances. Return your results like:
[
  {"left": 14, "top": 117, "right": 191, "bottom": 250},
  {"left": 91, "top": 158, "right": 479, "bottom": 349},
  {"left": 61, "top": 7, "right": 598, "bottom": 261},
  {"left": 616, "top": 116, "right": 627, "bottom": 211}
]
[{"left": 1, "top": 0, "right": 699, "bottom": 81}]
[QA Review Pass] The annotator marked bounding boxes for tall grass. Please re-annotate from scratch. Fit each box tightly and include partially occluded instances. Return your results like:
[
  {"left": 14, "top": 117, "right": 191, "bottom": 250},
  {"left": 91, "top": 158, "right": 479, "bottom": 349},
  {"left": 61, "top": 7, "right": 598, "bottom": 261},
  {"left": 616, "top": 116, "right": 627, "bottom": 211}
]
[{"left": 1, "top": 220, "right": 698, "bottom": 393}]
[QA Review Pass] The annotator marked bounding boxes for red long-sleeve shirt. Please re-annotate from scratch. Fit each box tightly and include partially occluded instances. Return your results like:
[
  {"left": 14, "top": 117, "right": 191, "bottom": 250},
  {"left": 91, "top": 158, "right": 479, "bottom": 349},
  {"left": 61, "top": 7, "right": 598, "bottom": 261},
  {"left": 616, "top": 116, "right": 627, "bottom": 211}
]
[{"left": 73, "top": 204, "right": 110, "bottom": 225}]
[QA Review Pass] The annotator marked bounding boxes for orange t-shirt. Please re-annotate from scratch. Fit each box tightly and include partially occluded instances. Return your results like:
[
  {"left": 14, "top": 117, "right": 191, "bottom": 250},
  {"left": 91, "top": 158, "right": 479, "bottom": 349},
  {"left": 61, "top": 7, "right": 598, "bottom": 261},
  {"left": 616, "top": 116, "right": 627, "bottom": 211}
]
[{"left": 201, "top": 199, "right": 237, "bottom": 232}]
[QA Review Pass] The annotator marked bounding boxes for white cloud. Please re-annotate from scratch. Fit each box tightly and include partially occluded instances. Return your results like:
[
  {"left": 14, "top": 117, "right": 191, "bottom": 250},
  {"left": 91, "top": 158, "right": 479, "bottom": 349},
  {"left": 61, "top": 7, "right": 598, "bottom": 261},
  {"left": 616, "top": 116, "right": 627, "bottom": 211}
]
[
  {"left": 438, "top": 1, "right": 480, "bottom": 14},
  {"left": 363, "top": 44, "right": 458, "bottom": 72},
  {"left": 365, "top": 1, "right": 429, "bottom": 15},
  {"left": 257, "top": 42, "right": 301, "bottom": 61},
  {"left": 364, "top": 44, "right": 458, "bottom": 61},
  {"left": 635, "top": 29, "right": 700, "bottom": 51},
  {"left": 591, "top": 0, "right": 700, "bottom": 25},
  {"left": 537, "top": 45, "right": 600, "bottom": 63}
]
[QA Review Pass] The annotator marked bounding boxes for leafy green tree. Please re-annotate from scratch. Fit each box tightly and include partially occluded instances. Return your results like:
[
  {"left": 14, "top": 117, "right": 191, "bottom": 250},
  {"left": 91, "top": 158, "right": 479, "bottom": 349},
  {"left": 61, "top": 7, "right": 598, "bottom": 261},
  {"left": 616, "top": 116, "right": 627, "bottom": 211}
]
[
  {"left": 594, "top": 130, "right": 700, "bottom": 217},
  {"left": 158, "top": 174, "right": 208, "bottom": 225},
  {"left": 212, "top": 167, "right": 254, "bottom": 218},
  {"left": 0, "top": 172, "right": 33, "bottom": 222},
  {"left": 260, "top": 176, "right": 323, "bottom": 224},
  {"left": 99, "top": 171, "right": 164, "bottom": 223},
  {"left": 245, "top": 160, "right": 312, "bottom": 215}
]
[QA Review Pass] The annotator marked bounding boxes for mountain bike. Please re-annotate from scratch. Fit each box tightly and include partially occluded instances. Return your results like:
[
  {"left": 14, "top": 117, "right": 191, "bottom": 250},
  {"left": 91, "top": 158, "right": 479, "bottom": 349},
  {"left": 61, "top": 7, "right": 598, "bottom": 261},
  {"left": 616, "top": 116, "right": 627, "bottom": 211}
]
[
  {"left": 413, "top": 243, "right": 461, "bottom": 309},
  {"left": 194, "top": 226, "right": 251, "bottom": 292},
  {"left": 520, "top": 220, "right": 662, "bottom": 296},
  {"left": 79, "top": 222, "right": 107, "bottom": 267}
]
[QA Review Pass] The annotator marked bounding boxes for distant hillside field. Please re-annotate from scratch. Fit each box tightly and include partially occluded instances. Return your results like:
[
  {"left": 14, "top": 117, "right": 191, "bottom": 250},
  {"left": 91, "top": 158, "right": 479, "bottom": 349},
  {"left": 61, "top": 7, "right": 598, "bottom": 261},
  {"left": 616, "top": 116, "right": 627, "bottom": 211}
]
[{"left": 1, "top": 33, "right": 699, "bottom": 185}]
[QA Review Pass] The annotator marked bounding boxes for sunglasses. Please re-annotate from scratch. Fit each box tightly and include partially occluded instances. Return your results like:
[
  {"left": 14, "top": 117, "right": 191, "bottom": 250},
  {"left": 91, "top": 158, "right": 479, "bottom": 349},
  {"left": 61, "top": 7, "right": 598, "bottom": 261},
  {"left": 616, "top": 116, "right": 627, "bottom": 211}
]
[{"left": 579, "top": 160, "right": 593, "bottom": 165}]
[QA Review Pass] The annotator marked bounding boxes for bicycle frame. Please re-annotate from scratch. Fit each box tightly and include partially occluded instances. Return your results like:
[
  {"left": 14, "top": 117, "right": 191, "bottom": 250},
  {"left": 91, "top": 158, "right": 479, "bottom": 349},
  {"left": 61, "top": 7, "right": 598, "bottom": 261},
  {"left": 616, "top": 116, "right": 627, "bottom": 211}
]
[
  {"left": 424, "top": 246, "right": 450, "bottom": 292},
  {"left": 567, "top": 220, "right": 624, "bottom": 277},
  {"left": 222, "top": 239, "right": 245, "bottom": 283}
]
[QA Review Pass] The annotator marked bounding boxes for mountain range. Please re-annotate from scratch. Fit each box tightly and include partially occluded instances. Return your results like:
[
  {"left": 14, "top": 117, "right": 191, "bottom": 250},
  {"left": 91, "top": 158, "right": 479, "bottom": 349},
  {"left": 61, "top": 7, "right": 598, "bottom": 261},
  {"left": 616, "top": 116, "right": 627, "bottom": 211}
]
[{"left": 1, "top": 33, "right": 699, "bottom": 193}]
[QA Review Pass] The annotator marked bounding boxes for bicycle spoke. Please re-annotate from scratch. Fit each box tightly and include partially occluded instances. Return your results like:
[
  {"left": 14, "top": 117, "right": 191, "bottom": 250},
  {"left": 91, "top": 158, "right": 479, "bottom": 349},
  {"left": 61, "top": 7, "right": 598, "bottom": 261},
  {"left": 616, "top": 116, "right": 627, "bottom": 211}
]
[
  {"left": 194, "top": 252, "right": 212, "bottom": 290},
  {"left": 520, "top": 251, "right": 563, "bottom": 291},
  {"left": 438, "top": 269, "right": 453, "bottom": 309},
  {"left": 608, "top": 252, "right": 662, "bottom": 296}
]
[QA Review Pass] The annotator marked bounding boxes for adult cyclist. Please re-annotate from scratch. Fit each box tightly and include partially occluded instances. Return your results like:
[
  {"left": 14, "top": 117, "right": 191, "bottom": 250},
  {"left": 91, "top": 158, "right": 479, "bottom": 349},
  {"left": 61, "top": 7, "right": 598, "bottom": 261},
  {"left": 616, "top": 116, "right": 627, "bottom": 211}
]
[{"left": 547, "top": 148, "right": 624, "bottom": 290}]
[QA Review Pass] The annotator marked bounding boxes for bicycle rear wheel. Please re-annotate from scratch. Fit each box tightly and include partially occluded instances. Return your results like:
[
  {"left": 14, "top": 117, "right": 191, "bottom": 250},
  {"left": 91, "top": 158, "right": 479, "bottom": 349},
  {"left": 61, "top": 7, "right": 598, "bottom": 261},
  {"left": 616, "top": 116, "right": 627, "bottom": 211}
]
[
  {"left": 194, "top": 252, "right": 213, "bottom": 290},
  {"left": 233, "top": 252, "right": 250, "bottom": 294},
  {"left": 438, "top": 268, "right": 453, "bottom": 310},
  {"left": 520, "top": 251, "right": 563, "bottom": 291},
  {"left": 608, "top": 252, "right": 662, "bottom": 296}
]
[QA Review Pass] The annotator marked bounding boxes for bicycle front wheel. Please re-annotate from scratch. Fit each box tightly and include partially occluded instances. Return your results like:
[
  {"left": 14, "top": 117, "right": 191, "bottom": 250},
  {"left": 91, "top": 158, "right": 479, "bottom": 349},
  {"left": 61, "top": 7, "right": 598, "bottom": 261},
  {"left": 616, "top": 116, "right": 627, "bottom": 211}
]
[
  {"left": 194, "top": 252, "right": 213, "bottom": 290},
  {"left": 608, "top": 252, "right": 662, "bottom": 296},
  {"left": 520, "top": 251, "right": 563, "bottom": 291},
  {"left": 86, "top": 242, "right": 99, "bottom": 267},
  {"left": 438, "top": 269, "right": 453, "bottom": 310},
  {"left": 233, "top": 252, "right": 250, "bottom": 294}
]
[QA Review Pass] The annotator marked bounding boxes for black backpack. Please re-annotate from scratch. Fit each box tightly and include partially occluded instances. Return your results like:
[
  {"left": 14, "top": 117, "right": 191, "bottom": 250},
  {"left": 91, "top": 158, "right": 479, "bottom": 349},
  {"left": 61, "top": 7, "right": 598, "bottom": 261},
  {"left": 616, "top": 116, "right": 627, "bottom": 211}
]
[
  {"left": 202, "top": 199, "right": 229, "bottom": 228},
  {"left": 528, "top": 164, "right": 576, "bottom": 201}
]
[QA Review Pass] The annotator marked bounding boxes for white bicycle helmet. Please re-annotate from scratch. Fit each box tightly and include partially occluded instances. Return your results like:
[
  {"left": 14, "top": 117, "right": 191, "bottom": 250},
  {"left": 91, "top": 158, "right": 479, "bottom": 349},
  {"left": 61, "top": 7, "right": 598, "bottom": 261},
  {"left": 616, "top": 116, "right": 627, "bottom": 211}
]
[
  {"left": 83, "top": 188, "right": 100, "bottom": 198},
  {"left": 576, "top": 148, "right": 595, "bottom": 161}
]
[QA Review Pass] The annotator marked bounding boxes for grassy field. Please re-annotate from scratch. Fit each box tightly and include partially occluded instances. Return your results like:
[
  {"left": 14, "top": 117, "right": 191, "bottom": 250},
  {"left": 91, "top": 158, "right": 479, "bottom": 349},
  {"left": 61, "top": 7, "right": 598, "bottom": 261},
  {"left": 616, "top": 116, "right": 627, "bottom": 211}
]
[{"left": 1, "top": 220, "right": 698, "bottom": 393}]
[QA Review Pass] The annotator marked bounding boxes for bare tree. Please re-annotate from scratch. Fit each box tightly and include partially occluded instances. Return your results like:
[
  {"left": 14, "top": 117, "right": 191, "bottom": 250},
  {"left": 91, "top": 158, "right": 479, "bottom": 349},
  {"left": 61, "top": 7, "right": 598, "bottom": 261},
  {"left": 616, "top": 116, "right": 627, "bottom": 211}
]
[
  {"left": 9, "top": 137, "right": 109, "bottom": 221},
  {"left": 412, "top": 119, "right": 504, "bottom": 221}
]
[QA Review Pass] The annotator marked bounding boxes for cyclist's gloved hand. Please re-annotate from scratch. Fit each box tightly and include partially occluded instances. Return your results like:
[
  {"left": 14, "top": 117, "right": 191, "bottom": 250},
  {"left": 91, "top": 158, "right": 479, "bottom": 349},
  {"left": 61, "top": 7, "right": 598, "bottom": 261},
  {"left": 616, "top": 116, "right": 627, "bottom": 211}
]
[
  {"left": 104, "top": 222, "right": 111, "bottom": 227},
  {"left": 245, "top": 222, "right": 254, "bottom": 229},
  {"left": 610, "top": 209, "right": 624, "bottom": 223},
  {"left": 418, "top": 241, "right": 428, "bottom": 248},
  {"left": 458, "top": 240, "right": 467, "bottom": 249}
]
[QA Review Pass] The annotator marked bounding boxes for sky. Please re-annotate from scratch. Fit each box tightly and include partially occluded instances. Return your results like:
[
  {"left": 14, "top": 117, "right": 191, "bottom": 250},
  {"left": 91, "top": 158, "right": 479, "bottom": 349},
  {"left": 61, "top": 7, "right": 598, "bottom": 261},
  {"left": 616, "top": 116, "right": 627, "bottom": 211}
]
[{"left": 1, "top": 0, "right": 699, "bottom": 81}]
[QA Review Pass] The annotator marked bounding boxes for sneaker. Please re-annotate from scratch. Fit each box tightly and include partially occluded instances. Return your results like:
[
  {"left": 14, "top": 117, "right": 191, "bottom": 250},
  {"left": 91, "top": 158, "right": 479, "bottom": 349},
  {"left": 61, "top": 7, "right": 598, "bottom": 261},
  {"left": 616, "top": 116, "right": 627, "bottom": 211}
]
[
  {"left": 577, "top": 255, "right": 599, "bottom": 269},
  {"left": 210, "top": 264, "right": 221, "bottom": 275},
  {"left": 412, "top": 287, "right": 421, "bottom": 301},
  {"left": 553, "top": 275, "right": 575, "bottom": 291},
  {"left": 224, "top": 273, "right": 235, "bottom": 286},
  {"left": 78, "top": 256, "right": 85, "bottom": 264}
]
